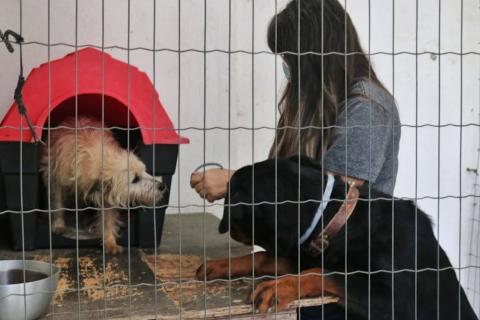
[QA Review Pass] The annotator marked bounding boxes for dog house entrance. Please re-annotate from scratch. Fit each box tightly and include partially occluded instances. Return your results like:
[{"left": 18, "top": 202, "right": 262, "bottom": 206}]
[{"left": 44, "top": 94, "right": 143, "bottom": 149}]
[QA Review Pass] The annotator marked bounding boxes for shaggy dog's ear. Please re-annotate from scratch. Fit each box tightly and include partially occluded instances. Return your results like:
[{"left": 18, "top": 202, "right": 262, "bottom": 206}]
[
  {"left": 84, "top": 179, "right": 112, "bottom": 206},
  {"left": 84, "top": 180, "right": 102, "bottom": 204}
]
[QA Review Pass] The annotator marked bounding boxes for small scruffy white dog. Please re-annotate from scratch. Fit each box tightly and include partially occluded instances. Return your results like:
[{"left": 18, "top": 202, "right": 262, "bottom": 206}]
[{"left": 40, "top": 116, "right": 166, "bottom": 254}]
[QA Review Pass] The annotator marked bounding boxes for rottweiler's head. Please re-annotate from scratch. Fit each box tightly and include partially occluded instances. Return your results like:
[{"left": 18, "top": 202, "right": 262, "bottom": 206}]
[{"left": 219, "top": 155, "right": 329, "bottom": 257}]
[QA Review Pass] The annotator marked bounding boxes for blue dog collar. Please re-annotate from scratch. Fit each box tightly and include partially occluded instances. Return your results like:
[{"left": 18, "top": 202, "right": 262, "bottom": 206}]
[{"left": 299, "top": 174, "right": 335, "bottom": 245}]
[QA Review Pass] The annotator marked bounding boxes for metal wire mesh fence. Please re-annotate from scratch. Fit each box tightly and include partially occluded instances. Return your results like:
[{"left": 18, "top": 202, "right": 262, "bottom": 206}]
[{"left": 0, "top": 0, "right": 479, "bottom": 319}]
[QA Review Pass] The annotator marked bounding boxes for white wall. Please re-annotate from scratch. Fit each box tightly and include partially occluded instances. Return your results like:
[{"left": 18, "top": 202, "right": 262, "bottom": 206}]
[{"left": 1, "top": 0, "right": 479, "bottom": 311}]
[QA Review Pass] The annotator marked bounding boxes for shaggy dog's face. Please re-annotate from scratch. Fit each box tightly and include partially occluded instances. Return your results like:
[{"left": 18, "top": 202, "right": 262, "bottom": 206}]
[{"left": 86, "top": 151, "right": 166, "bottom": 208}]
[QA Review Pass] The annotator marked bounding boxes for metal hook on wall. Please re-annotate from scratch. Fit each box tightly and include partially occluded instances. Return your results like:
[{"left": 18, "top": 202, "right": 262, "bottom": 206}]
[
  {"left": 0, "top": 28, "right": 42, "bottom": 144},
  {"left": 0, "top": 29, "right": 24, "bottom": 53}
]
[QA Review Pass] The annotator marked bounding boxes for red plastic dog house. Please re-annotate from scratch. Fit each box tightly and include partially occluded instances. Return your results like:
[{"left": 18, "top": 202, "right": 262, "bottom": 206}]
[{"left": 0, "top": 48, "right": 188, "bottom": 250}]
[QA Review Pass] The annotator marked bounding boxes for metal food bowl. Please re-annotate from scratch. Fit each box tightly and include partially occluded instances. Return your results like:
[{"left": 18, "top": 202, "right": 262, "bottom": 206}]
[{"left": 0, "top": 260, "right": 59, "bottom": 320}]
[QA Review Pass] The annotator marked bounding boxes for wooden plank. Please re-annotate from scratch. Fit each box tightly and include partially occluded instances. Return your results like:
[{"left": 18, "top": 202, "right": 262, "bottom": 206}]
[{"left": 113, "top": 295, "right": 338, "bottom": 320}]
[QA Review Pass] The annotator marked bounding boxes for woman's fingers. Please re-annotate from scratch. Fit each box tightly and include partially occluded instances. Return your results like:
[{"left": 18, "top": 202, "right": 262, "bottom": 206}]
[
  {"left": 190, "top": 172, "right": 203, "bottom": 188},
  {"left": 192, "top": 174, "right": 216, "bottom": 202},
  {"left": 196, "top": 185, "right": 219, "bottom": 203},
  {"left": 194, "top": 181, "right": 205, "bottom": 196},
  {"left": 190, "top": 168, "right": 231, "bottom": 202},
  {"left": 206, "top": 194, "right": 216, "bottom": 203}
]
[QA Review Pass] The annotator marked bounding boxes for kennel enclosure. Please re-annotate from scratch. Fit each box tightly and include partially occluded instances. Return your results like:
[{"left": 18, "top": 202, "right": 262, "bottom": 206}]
[{"left": 0, "top": 47, "right": 189, "bottom": 250}]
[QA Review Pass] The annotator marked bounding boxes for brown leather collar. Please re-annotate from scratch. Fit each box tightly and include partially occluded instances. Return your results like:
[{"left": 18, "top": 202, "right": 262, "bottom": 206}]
[{"left": 304, "top": 180, "right": 360, "bottom": 257}]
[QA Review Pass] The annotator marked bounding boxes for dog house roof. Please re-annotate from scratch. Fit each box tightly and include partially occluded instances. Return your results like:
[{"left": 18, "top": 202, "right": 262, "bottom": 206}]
[{"left": 0, "top": 47, "right": 189, "bottom": 145}]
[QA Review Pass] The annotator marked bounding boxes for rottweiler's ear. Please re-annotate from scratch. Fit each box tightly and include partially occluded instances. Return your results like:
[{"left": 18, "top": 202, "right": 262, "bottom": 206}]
[
  {"left": 219, "top": 206, "right": 246, "bottom": 234},
  {"left": 219, "top": 207, "right": 230, "bottom": 234},
  {"left": 288, "top": 154, "right": 321, "bottom": 169},
  {"left": 218, "top": 194, "right": 245, "bottom": 234}
]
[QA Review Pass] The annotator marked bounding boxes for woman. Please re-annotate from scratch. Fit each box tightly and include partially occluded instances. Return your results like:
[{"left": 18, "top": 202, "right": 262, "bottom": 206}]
[{"left": 191, "top": 0, "right": 400, "bottom": 318}]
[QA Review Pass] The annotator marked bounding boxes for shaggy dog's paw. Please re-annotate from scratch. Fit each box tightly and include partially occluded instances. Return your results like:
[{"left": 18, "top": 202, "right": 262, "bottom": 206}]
[
  {"left": 196, "top": 259, "right": 230, "bottom": 280},
  {"left": 52, "top": 220, "right": 66, "bottom": 235},
  {"left": 105, "top": 241, "right": 124, "bottom": 255},
  {"left": 249, "top": 277, "right": 297, "bottom": 313}
]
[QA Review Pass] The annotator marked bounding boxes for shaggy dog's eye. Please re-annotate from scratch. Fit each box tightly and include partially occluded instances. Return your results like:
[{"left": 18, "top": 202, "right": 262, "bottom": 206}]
[{"left": 132, "top": 175, "right": 141, "bottom": 183}]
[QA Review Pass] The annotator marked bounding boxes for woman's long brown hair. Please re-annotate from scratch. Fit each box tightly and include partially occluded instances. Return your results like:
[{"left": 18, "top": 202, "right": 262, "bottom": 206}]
[{"left": 267, "top": 0, "right": 384, "bottom": 160}]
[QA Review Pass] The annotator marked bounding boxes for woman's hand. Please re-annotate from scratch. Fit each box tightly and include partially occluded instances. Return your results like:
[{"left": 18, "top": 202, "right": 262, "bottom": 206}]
[
  {"left": 326, "top": 170, "right": 365, "bottom": 187},
  {"left": 190, "top": 169, "right": 235, "bottom": 202}
]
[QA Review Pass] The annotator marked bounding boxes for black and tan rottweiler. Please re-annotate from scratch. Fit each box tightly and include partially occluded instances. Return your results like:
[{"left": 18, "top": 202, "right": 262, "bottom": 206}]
[{"left": 196, "top": 156, "right": 478, "bottom": 320}]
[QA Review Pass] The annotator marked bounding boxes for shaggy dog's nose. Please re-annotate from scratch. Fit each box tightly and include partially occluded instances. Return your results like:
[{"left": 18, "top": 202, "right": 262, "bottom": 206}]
[{"left": 157, "top": 182, "right": 166, "bottom": 191}]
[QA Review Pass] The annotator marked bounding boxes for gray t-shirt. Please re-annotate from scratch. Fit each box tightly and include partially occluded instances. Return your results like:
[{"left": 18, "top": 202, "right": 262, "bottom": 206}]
[{"left": 323, "top": 79, "right": 401, "bottom": 195}]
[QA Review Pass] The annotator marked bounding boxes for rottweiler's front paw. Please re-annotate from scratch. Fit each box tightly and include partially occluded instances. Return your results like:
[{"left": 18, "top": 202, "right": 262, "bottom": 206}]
[
  {"left": 195, "top": 259, "right": 230, "bottom": 280},
  {"left": 249, "top": 277, "right": 297, "bottom": 313}
]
